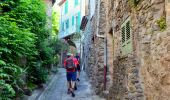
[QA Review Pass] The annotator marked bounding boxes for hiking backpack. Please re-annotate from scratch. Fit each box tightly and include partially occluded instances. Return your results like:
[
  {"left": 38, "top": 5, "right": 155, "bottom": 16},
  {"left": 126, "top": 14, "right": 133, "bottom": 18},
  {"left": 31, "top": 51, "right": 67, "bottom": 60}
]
[{"left": 66, "top": 58, "right": 76, "bottom": 69}]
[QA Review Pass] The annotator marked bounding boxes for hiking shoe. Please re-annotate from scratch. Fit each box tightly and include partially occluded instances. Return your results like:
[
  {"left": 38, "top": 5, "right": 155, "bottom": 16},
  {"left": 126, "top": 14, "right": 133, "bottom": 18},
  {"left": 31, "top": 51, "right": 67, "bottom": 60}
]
[
  {"left": 67, "top": 89, "right": 71, "bottom": 94},
  {"left": 77, "top": 78, "right": 80, "bottom": 81},
  {"left": 71, "top": 91, "right": 75, "bottom": 97},
  {"left": 74, "top": 85, "right": 77, "bottom": 90}
]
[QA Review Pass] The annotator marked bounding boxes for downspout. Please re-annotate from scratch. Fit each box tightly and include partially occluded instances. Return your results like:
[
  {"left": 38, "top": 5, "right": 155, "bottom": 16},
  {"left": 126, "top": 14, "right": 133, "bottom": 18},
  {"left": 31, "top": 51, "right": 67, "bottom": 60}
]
[
  {"left": 104, "top": 37, "right": 107, "bottom": 90},
  {"left": 96, "top": 0, "right": 107, "bottom": 90}
]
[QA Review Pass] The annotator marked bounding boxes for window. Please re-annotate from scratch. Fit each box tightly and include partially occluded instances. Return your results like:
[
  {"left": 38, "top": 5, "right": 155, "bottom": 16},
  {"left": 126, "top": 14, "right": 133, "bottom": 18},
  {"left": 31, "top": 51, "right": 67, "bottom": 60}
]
[
  {"left": 74, "top": 0, "right": 78, "bottom": 7},
  {"left": 121, "top": 17, "right": 132, "bottom": 55},
  {"left": 66, "top": 19, "right": 69, "bottom": 29},
  {"left": 64, "top": 0, "right": 68, "bottom": 14},
  {"left": 72, "top": 16, "right": 74, "bottom": 26}
]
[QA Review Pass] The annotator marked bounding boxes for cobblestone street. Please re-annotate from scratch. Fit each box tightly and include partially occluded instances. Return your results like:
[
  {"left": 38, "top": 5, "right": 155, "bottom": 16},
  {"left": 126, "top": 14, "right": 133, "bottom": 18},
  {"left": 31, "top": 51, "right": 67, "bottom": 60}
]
[{"left": 35, "top": 68, "right": 105, "bottom": 100}]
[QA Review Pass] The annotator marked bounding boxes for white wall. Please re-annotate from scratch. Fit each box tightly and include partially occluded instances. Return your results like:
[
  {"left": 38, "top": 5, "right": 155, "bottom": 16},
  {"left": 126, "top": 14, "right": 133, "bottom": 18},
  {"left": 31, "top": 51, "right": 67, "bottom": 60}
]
[
  {"left": 89, "top": 0, "right": 95, "bottom": 18},
  {"left": 59, "top": 0, "right": 85, "bottom": 38}
]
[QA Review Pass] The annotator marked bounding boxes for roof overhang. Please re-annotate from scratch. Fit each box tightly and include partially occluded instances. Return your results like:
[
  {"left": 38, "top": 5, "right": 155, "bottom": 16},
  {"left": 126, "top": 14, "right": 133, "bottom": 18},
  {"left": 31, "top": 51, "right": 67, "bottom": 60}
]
[
  {"left": 52, "top": 0, "right": 56, "bottom": 5},
  {"left": 58, "top": 0, "right": 66, "bottom": 6},
  {"left": 63, "top": 34, "right": 76, "bottom": 48}
]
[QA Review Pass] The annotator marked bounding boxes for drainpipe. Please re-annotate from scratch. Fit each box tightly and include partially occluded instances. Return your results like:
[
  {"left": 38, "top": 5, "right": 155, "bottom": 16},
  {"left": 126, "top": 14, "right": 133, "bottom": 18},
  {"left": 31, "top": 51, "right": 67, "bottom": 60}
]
[
  {"left": 104, "top": 38, "right": 107, "bottom": 90},
  {"left": 96, "top": 0, "right": 107, "bottom": 90}
]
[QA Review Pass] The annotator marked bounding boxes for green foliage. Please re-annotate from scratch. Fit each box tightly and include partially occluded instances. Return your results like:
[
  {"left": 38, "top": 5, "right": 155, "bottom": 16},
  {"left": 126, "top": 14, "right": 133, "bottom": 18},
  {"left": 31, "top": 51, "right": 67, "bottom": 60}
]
[
  {"left": 52, "top": 10, "right": 60, "bottom": 36},
  {"left": 0, "top": 0, "right": 20, "bottom": 13},
  {"left": 0, "top": 0, "right": 67, "bottom": 99},
  {"left": 128, "top": 0, "right": 140, "bottom": 7},
  {"left": 0, "top": 80, "right": 15, "bottom": 100},
  {"left": 0, "top": 63, "right": 24, "bottom": 100},
  {"left": 156, "top": 16, "right": 167, "bottom": 31},
  {"left": 0, "top": 0, "right": 50, "bottom": 99},
  {"left": 27, "top": 63, "right": 48, "bottom": 85},
  {"left": 39, "top": 40, "right": 54, "bottom": 66}
]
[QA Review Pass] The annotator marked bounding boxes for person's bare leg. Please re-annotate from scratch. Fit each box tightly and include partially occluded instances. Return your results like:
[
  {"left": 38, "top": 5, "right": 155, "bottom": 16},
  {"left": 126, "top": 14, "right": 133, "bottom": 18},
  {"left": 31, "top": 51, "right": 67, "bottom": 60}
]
[
  {"left": 70, "top": 81, "right": 75, "bottom": 97},
  {"left": 77, "top": 71, "right": 80, "bottom": 81},
  {"left": 67, "top": 81, "right": 71, "bottom": 94},
  {"left": 67, "top": 81, "right": 71, "bottom": 88},
  {"left": 71, "top": 81, "right": 75, "bottom": 90}
]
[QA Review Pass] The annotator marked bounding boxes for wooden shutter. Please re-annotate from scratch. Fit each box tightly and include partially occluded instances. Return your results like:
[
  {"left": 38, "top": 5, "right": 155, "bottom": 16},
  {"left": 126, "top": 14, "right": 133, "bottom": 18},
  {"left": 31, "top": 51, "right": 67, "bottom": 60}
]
[
  {"left": 121, "top": 17, "right": 132, "bottom": 55},
  {"left": 121, "top": 26, "right": 125, "bottom": 44}
]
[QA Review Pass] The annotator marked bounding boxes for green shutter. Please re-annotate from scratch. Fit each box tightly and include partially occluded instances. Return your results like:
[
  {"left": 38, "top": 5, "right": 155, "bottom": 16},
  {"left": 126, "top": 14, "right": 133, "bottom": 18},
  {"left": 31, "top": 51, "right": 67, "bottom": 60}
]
[
  {"left": 121, "top": 17, "right": 132, "bottom": 55},
  {"left": 72, "top": 16, "right": 74, "bottom": 26},
  {"left": 121, "top": 26, "right": 125, "bottom": 43},
  {"left": 126, "top": 21, "right": 130, "bottom": 40}
]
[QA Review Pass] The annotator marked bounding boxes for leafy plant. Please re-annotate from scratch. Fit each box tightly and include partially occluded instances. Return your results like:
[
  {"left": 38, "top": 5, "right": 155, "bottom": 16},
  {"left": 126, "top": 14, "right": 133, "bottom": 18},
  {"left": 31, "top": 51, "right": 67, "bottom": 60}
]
[
  {"left": 157, "top": 16, "right": 167, "bottom": 31},
  {"left": 0, "top": 0, "right": 66, "bottom": 99},
  {"left": 128, "top": 0, "right": 140, "bottom": 7}
]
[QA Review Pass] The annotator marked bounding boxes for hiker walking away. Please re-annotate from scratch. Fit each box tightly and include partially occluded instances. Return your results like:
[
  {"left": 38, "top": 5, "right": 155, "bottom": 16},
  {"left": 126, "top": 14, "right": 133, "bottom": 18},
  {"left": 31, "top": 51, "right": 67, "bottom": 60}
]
[
  {"left": 64, "top": 53, "right": 78, "bottom": 97},
  {"left": 75, "top": 53, "right": 80, "bottom": 81}
]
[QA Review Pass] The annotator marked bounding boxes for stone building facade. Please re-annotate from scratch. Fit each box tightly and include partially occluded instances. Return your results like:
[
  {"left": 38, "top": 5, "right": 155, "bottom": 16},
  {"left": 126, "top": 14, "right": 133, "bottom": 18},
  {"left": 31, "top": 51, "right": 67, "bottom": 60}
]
[{"left": 81, "top": 0, "right": 170, "bottom": 100}]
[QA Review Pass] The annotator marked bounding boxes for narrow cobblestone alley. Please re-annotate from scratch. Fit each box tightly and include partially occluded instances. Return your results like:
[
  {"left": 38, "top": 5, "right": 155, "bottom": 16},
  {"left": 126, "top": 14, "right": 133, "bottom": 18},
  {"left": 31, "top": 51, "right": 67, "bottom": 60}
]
[{"left": 35, "top": 68, "right": 105, "bottom": 100}]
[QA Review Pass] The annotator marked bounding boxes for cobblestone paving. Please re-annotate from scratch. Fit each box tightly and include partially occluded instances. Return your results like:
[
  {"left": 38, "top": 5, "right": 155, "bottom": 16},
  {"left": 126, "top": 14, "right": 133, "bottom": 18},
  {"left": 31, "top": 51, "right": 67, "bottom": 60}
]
[{"left": 37, "top": 68, "right": 105, "bottom": 100}]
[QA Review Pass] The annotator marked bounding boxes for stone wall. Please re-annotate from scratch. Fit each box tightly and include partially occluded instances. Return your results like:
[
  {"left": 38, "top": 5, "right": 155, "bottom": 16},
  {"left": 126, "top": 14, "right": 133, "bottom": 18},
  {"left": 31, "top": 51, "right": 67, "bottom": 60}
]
[
  {"left": 108, "top": 0, "right": 170, "bottom": 100},
  {"left": 82, "top": 0, "right": 106, "bottom": 96},
  {"left": 82, "top": 0, "right": 170, "bottom": 100},
  {"left": 138, "top": 0, "right": 170, "bottom": 99}
]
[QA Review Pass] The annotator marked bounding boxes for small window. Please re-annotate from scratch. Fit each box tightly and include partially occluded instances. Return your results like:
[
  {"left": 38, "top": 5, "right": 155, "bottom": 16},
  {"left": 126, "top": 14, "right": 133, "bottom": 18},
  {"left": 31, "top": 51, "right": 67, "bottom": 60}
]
[{"left": 121, "top": 17, "right": 132, "bottom": 55}]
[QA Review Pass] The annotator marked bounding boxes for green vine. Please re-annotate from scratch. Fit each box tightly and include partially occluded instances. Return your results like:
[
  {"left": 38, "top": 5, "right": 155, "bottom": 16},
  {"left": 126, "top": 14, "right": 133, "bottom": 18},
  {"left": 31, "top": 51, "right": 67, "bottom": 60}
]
[{"left": 156, "top": 16, "right": 167, "bottom": 31}]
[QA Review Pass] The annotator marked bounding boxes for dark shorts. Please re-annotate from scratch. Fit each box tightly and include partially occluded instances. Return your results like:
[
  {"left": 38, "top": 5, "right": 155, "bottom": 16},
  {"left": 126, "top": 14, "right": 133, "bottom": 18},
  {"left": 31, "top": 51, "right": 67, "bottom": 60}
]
[
  {"left": 77, "top": 64, "right": 81, "bottom": 72},
  {"left": 66, "top": 72, "right": 76, "bottom": 81}
]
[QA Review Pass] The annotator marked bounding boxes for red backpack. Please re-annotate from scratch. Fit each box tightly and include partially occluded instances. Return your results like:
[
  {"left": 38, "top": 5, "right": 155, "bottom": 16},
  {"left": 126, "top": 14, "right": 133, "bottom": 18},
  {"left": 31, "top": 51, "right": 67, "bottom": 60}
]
[{"left": 66, "top": 58, "right": 76, "bottom": 69}]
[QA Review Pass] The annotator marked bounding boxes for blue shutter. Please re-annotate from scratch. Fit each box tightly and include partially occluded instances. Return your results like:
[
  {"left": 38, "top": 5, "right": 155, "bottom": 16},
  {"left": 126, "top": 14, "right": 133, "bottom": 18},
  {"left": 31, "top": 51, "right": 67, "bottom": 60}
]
[
  {"left": 66, "top": 19, "right": 69, "bottom": 29},
  {"left": 68, "top": 19, "right": 69, "bottom": 28},
  {"left": 65, "top": 1, "right": 68, "bottom": 14},
  {"left": 72, "top": 16, "right": 74, "bottom": 26},
  {"left": 75, "top": 0, "right": 78, "bottom": 7}
]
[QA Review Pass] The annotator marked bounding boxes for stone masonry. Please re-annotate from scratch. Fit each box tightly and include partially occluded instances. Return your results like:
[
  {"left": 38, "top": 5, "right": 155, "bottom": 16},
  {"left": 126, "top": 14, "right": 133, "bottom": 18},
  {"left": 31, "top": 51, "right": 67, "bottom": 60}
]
[{"left": 82, "top": 0, "right": 170, "bottom": 100}]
